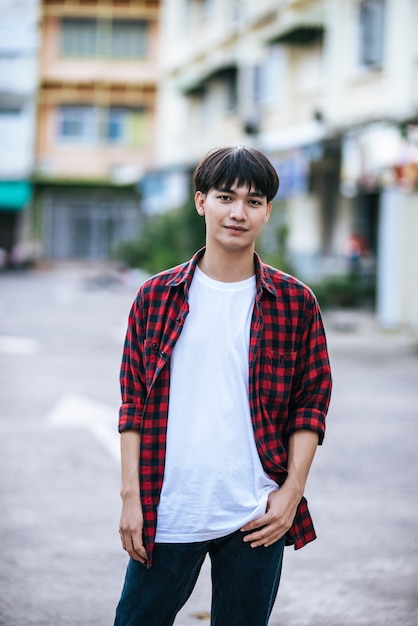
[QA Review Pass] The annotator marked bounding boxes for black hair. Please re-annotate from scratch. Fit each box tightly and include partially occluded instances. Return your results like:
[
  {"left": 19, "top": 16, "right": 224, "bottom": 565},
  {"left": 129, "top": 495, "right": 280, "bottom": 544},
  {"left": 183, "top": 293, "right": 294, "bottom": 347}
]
[{"left": 193, "top": 146, "right": 279, "bottom": 203}]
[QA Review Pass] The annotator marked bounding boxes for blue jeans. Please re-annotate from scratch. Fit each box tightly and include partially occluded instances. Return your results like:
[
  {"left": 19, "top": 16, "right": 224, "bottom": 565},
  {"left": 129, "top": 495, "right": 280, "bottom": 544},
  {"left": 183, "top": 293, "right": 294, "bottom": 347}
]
[{"left": 114, "top": 530, "right": 286, "bottom": 626}]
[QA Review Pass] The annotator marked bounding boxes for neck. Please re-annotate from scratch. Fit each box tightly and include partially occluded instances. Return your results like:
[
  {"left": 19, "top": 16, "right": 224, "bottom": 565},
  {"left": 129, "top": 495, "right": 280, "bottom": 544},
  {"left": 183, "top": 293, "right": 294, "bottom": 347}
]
[{"left": 198, "top": 245, "right": 255, "bottom": 282}]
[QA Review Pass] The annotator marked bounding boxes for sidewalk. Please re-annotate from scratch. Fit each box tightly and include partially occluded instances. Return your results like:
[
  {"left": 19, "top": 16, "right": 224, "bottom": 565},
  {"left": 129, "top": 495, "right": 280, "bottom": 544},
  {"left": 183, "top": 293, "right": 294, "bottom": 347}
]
[{"left": 324, "top": 307, "right": 417, "bottom": 354}]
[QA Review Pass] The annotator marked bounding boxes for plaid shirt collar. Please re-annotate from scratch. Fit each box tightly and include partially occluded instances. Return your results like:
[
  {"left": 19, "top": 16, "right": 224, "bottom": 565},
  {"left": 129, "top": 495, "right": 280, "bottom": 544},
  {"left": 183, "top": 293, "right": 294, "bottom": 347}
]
[{"left": 165, "top": 247, "right": 278, "bottom": 298}]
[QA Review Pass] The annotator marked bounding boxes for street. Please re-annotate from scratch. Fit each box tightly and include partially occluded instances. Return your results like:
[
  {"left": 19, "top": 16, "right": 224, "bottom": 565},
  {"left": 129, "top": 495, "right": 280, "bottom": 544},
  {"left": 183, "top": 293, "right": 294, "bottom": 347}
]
[{"left": 1, "top": 265, "right": 417, "bottom": 626}]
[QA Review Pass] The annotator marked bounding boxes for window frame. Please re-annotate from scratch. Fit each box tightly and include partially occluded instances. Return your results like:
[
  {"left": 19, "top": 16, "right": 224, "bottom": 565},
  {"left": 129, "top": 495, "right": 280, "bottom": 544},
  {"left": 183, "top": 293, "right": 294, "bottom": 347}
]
[
  {"left": 60, "top": 18, "right": 149, "bottom": 60},
  {"left": 57, "top": 104, "right": 147, "bottom": 147},
  {"left": 358, "top": 0, "right": 385, "bottom": 69}
]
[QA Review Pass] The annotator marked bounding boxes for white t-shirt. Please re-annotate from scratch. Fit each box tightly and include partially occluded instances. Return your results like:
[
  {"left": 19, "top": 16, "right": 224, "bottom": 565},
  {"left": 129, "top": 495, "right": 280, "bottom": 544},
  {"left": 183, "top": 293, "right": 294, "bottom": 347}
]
[{"left": 155, "top": 266, "right": 278, "bottom": 542}]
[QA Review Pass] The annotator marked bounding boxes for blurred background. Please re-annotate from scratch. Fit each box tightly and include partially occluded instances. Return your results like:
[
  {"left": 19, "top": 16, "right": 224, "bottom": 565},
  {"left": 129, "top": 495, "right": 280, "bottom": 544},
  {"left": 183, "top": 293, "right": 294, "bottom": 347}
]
[
  {"left": 1, "top": 2, "right": 418, "bottom": 625},
  {"left": 0, "top": 0, "right": 417, "bottom": 332}
]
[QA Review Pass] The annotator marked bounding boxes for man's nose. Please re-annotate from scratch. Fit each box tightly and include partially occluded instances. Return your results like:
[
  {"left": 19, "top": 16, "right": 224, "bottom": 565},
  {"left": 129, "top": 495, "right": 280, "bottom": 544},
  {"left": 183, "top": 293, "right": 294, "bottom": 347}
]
[{"left": 229, "top": 201, "right": 246, "bottom": 219}]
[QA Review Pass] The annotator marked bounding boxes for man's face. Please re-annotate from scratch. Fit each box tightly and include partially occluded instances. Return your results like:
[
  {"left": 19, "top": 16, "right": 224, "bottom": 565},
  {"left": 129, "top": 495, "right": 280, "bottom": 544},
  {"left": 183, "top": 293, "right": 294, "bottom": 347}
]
[{"left": 195, "top": 183, "right": 272, "bottom": 254}]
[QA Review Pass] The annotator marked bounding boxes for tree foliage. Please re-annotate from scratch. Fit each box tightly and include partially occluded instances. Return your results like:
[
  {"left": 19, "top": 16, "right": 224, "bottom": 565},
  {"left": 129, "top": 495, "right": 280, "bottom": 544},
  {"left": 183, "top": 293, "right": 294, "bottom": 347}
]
[{"left": 113, "top": 199, "right": 205, "bottom": 274}]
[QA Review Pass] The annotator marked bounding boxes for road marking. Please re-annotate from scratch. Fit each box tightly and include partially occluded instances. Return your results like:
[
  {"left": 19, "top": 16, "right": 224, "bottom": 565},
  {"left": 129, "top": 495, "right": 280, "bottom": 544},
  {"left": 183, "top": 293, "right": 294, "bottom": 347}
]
[
  {"left": 47, "top": 394, "right": 119, "bottom": 462},
  {"left": 0, "top": 336, "right": 41, "bottom": 355}
]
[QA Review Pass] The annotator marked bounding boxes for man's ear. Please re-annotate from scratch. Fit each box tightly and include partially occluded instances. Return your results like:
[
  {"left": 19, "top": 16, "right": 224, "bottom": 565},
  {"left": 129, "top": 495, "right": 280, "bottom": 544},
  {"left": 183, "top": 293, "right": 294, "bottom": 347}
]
[
  {"left": 264, "top": 201, "right": 273, "bottom": 223},
  {"left": 195, "top": 191, "right": 205, "bottom": 216}
]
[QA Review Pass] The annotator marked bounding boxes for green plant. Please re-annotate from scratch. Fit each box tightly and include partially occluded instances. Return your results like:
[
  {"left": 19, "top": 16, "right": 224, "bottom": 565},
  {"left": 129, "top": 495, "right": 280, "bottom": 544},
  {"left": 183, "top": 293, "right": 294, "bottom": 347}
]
[
  {"left": 113, "top": 199, "right": 205, "bottom": 274},
  {"left": 256, "top": 209, "right": 295, "bottom": 275},
  {"left": 308, "top": 274, "right": 376, "bottom": 309}
]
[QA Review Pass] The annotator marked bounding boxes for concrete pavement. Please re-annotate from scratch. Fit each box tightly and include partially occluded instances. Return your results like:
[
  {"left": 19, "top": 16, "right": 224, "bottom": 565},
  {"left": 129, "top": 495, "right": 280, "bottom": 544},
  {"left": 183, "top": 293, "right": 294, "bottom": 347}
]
[{"left": 0, "top": 265, "right": 417, "bottom": 625}]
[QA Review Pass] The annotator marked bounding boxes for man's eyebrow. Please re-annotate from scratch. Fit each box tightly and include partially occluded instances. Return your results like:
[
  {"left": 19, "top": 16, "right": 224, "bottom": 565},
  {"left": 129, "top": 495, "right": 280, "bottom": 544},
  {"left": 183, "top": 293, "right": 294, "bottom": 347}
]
[{"left": 216, "top": 186, "right": 265, "bottom": 197}]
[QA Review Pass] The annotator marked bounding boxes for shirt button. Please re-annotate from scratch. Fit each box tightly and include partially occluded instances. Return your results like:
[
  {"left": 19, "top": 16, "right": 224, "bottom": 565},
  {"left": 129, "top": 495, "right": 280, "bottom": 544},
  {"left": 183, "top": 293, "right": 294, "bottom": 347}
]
[
  {"left": 152, "top": 343, "right": 158, "bottom": 351},
  {"left": 159, "top": 351, "right": 165, "bottom": 358}
]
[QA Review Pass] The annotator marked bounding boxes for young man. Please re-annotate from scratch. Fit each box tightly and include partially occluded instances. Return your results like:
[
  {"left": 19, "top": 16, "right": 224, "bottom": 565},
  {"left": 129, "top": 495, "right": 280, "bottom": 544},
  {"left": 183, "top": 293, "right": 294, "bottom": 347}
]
[{"left": 115, "top": 146, "right": 332, "bottom": 626}]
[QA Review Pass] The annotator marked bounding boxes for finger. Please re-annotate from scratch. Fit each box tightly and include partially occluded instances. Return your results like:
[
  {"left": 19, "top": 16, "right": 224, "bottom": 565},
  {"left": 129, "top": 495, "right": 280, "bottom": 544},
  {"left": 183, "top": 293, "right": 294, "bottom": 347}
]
[
  {"left": 119, "top": 528, "right": 127, "bottom": 551},
  {"left": 119, "top": 529, "right": 145, "bottom": 562},
  {"left": 130, "top": 549, "right": 147, "bottom": 563},
  {"left": 240, "top": 514, "right": 269, "bottom": 533},
  {"left": 246, "top": 533, "right": 283, "bottom": 548},
  {"left": 132, "top": 537, "right": 148, "bottom": 563},
  {"left": 242, "top": 523, "right": 269, "bottom": 544},
  {"left": 125, "top": 540, "right": 147, "bottom": 563},
  {"left": 243, "top": 524, "right": 285, "bottom": 548},
  {"left": 121, "top": 530, "right": 133, "bottom": 554}
]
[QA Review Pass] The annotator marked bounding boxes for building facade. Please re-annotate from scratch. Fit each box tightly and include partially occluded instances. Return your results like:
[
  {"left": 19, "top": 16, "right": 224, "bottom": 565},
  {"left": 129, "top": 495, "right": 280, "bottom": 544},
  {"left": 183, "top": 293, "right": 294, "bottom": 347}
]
[
  {"left": 0, "top": 0, "right": 40, "bottom": 266},
  {"left": 153, "top": 0, "right": 418, "bottom": 332},
  {"left": 34, "top": 0, "right": 160, "bottom": 260}
]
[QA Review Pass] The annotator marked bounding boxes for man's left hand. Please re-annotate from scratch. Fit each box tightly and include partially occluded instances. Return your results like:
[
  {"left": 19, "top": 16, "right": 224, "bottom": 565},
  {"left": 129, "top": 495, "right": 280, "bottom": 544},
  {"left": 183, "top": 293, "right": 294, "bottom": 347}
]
[{"left": 240, "top": 486, "right": 300, "bottom": 548}]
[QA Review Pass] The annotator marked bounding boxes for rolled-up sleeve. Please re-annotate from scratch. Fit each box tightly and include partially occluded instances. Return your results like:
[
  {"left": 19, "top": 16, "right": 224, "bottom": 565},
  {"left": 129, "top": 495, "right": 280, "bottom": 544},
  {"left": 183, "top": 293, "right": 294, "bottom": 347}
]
[
  {"left": 119, "top": 295, "right": 146, "bottom": 432},
  {"left": 287, "top": 296, "right": 332, "bottom": 444}
]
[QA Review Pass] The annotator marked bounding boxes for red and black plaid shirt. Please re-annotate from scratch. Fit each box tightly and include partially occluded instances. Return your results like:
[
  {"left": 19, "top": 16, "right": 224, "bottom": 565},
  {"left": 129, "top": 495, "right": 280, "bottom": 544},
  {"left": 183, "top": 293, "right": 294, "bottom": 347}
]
[{"left": 119, "top": 248, "right": 332, "bottom": 566}]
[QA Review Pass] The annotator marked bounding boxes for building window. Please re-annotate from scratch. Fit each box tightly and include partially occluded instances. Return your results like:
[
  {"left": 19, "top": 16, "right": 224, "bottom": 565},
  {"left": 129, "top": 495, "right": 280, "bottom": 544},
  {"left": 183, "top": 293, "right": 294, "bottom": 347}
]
[
  {"left": 358, "top": 0, "right": 385, "bottom": 68},
  {"left": 230, "top": 0, "right": 244, "bottom": 28},
  {"left": 0, "top": 107, "right": 24, "bottom": 151},
  {"left": 188, "top": 0, "right": 213, "bottom": 21},
  {"left": 61, "top": 19, "right": 149, "bottom": 59},
  {"left": 254, "top": 46, "right": 285, "bottom": 105},
  {"left": 218, "top": 68, "right": 237, "bottom": 112},
  {"left": 59, "top": 105, "right": 147, "bottom": 147},
  {"left": 105, "top": 107, "right": 147, "bottom": 147},
  {"left": 111, "top": 21, "right": 149, "bottom": 59},
  {"left": 61, "top": 19, "right": 97, "bottom": 57},
  {"left": 59, "top": 106, "right": 96, "bottom": 143}
]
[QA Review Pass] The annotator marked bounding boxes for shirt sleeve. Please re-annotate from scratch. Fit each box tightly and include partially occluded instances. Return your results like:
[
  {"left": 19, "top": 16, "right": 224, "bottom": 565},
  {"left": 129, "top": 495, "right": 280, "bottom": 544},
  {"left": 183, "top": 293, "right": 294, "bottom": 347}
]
[
  {"left": 287, "top": 295, "right": 332, "bottom": 444},
  {"left": 118, "top": 293, "right": 146, "bottom": 432}
]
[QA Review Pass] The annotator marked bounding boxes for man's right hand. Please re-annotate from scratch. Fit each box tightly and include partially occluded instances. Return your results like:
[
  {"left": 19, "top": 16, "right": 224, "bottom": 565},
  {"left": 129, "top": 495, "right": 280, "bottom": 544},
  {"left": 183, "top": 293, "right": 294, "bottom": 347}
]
[{"left": 119, "top": 494, "right": 148, "bottom": 564}]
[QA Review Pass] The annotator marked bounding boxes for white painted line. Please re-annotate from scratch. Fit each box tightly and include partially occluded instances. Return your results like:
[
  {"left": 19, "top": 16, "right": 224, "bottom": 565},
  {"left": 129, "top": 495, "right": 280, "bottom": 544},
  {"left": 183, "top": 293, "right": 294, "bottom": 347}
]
[
  {"left": 47, "top": 393, "right": 120, "bottom": 463},
  {"left": 0, "top": 336, "right": 41, "bottom": 355}
]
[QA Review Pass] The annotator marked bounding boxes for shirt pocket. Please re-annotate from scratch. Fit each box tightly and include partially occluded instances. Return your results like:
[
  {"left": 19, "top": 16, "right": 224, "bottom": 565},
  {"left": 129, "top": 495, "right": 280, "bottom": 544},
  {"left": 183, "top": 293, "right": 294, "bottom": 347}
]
[{"left": 259, "top": 349, "right": 297, "bottom": 408}]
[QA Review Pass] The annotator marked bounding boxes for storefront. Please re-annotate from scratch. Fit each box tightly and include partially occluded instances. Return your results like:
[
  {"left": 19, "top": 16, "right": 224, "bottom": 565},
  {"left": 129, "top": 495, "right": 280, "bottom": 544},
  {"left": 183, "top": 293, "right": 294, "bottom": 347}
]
[
  {"left": 261, "top": 126, "right": 343, "bottom": 282},
  {"left": 36, "top": 183, "right": 142, "bottom": 261},
  {"left": 340, "top": 121, "right": 418, "bottom": 331},
  {"left": 0, "top": 181, "right": 32, "bottom": 267}
]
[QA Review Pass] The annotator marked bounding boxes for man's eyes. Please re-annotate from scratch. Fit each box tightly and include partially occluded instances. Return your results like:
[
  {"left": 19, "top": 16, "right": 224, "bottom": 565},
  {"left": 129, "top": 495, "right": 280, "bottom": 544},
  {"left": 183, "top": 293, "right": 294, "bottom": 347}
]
[{"left": 216, "top": 195, "right": 263, "bottom": 205}]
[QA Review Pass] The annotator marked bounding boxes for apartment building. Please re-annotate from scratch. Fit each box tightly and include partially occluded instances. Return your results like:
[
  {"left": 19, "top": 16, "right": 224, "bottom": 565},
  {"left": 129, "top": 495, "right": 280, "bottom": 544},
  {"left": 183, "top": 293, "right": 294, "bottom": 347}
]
[
  {"left": 154, "top": 0, "right": 418, "bottom": 331},
  {"left": 34, "top": 0, "right": 160, "bottom": 260},
  {"left": 0, "top": 0, "right": 40, "bottom": 266}
]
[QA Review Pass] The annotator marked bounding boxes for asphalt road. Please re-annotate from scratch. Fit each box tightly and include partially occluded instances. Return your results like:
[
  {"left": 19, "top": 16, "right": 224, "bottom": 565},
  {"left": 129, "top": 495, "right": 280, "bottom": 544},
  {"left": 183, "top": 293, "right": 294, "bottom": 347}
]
[{"left": 1, "top": 265, "right": 417, "bottom": 626}]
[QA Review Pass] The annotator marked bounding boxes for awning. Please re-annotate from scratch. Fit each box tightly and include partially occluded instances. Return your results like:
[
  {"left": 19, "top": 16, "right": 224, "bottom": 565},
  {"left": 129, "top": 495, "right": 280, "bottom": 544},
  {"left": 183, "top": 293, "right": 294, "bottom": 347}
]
[
  {"left": 178, "top": 63, "right": 237, "bottom": 95},
  {"left": 0, "top": 181, "right": 32, "bottom": 211},
  {"left": 268, "top": 9, "right": 325, "bottom": 45}
]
